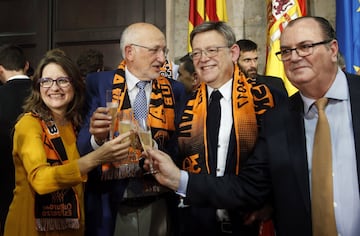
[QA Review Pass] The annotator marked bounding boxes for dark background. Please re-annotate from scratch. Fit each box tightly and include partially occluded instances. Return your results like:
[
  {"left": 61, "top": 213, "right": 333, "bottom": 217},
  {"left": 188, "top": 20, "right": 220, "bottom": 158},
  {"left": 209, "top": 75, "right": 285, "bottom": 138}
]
[{"left": 0, "top": 0, "right": 166, "bottom": 70}]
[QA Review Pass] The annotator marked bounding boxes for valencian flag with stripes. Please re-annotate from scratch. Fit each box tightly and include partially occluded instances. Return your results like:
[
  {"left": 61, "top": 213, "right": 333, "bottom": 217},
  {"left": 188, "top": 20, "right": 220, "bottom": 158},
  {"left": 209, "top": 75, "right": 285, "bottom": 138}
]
[
  {"left": 188, "top": 0, "right": 227, "bottom": 51},
  {"left": 265, "top": 0, "right": 307, "bottom": 96},
  {"left": 336, "top": 0, "right": 360, "bottom": 74}
]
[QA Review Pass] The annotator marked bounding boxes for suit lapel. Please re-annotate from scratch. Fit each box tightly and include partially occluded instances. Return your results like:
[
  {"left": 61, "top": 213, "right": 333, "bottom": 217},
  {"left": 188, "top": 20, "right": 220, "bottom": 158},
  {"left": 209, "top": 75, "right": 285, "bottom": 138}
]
[
  {"left": 287, "top": 93, "right": 311, "bottom": 213},
  {"left": 347, "top": 74, "right": 360, "bottom": 194}
]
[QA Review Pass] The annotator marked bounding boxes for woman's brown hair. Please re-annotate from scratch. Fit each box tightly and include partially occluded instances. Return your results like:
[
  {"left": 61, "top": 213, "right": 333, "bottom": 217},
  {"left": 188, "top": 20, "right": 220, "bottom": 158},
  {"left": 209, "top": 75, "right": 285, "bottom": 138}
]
[{"left": 22, "top": 49, "right": 85, "bottom": 128}]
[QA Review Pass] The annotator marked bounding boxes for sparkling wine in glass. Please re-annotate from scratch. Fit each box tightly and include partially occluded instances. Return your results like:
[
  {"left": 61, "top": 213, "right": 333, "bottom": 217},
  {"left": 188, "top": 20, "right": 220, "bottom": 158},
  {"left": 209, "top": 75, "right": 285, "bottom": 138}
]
[
  {"left": 106, "top": 89, "right": 119, "bottom": 140},
  {"left": 137, "top": 118, "right": 157, "bottom": 174},
  {"left": 118, "top": 110, "right": 139, "bottom": 164}
]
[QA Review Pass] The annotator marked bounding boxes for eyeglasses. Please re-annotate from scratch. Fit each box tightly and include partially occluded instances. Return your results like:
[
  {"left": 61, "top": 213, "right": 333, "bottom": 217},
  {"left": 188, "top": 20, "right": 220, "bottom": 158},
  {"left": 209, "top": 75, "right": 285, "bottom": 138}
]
[
  {"left": 189, "top": 46, "right": 229, "bottom": 60},
  {"left": 275, "top": 39, "right": 333, "bottom": 61},
  {"left": 131, "top": 43, "right": 169, "bottom": 57},
  {"left": 39, "top": 77, "right": 72, "bottom": 88}
]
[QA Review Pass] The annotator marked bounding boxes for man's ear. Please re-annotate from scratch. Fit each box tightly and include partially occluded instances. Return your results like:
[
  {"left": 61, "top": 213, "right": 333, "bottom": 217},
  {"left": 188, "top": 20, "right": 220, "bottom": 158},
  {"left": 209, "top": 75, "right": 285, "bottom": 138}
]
[
  {"left": 0, "top": 65, "right": 5, "bottom": 75},
  {"left": 0, "top": 65, "right": 5, "bottom": 83},
  {"left": 230, "top": 44, "right": 240, "bottom": 63},
  {"left": 192, "top": 72, "right": 200, "bottom": 87},
  {"left": 24, "top": 61, "right": 29, "bottom": 72},
  {"left": 125, "top": 45, "right": 135, "bottom": 61}
]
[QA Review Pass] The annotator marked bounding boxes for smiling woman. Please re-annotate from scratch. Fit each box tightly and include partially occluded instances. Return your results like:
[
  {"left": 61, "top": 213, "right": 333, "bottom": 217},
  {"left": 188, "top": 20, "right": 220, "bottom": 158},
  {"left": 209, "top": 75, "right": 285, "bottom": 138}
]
[{"left": 4, "top": 49, "right": 132, "bottom": 236}]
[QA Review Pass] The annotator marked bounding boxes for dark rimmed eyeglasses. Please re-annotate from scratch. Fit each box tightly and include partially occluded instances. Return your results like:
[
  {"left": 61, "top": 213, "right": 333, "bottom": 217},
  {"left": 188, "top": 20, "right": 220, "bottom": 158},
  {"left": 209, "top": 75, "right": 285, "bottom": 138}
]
[
  {"left": 275, "top": 39, "right": 333, "bottom": 61},
  {"left": 39, "top": 77, "right": 72, "bottom": 88}
]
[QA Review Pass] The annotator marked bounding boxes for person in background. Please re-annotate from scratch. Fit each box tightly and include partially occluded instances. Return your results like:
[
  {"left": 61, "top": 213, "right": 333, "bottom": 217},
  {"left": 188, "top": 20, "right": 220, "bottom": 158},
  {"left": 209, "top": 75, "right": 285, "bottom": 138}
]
[
  {"left": 147, "top": 16, "right": 360, "bottom": 236},
  {"left": 177, "top": 53, "right": 200, "bottom": 95},
  {"left": 236, "top": 39, "right": 287, "bottom": 95},
  {"left": 26, "top": 64, "right": 35, "bottom": 79},
  {"left": 171, "top": 21, "right": 276, "bottom": 236},
  {"left": 0, "top": 44, "right": 32, "bottom": 235},
  {"left": 4, "top": 49, "right": 131, "bottom": 236},
  {"left": 77, "top": 22, "right": 186, "bottom": 236},
  {"left": 76, "top": 49, "right": 105, "bottom": 80}
]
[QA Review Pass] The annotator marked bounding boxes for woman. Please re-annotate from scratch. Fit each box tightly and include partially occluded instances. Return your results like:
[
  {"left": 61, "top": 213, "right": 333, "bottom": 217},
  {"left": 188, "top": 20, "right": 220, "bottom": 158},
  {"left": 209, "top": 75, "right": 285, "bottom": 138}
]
[{"left": 4, "top": 49, "right": 131, "bottom": 236}]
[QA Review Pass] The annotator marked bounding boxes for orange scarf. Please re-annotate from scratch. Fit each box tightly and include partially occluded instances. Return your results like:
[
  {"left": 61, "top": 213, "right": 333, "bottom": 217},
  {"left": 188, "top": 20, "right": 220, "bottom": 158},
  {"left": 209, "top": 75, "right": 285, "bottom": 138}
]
[
  {"left": 33, "top": 113, "right": 80, "bottom": 231},
  {"left": 178, "top": 64, "right": 274, "bottom": 175},
  {"left": 101, "top": 60, "right": 176, "bottom": 180}
]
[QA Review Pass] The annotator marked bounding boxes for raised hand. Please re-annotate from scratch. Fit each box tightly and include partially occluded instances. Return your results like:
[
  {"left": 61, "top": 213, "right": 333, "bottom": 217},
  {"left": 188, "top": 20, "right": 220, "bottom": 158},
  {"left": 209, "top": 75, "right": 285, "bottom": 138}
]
[
  {"left": 145, "top": 149, "right": 181, "bottom": 191},
  {"left": 89, "top": 107, "right": 112, "bottom": 144}
]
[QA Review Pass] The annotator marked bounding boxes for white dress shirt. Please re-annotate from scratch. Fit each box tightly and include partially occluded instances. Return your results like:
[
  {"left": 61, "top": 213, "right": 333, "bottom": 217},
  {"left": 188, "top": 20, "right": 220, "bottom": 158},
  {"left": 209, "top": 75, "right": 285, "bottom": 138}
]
[
  {"left": 302, "top": 68, "right": 360, "bottom": 236},
  {"left": 207, "top": 79, "right": 233, "bottom": 177}
]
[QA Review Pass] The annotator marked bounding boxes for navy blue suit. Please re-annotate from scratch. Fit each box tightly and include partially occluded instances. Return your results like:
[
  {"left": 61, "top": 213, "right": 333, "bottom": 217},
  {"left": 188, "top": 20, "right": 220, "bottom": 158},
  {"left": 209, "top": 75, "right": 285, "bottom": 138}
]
[{"left": 77, "top": 70, "right": 186, "bottom": 236}]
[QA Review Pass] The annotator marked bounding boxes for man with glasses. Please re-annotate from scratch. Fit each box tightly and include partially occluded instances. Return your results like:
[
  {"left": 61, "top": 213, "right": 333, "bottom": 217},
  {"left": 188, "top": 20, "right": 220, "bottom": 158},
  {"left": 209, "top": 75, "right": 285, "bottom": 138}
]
[
  {"left": 146, "top": 16, "right": 360, "bottom": 236},
  {"left": 171, "top": 21, "right": 276, "bottom": 236},
  {"left": 77, "top": 22, "right": 186, "bottom": 236}
]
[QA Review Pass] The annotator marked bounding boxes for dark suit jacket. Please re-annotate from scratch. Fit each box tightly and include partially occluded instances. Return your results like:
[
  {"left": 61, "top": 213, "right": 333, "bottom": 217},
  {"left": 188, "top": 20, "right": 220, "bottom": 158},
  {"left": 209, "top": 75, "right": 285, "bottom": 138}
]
[
  {"left": 185, "top": 73, "right": 360, "bottom": 236},
  {"left": 256, "top": 74, "right": 288, "bottom": 96},
  {"left": 0, "top": 78, "right": 31, "bottom": 232},
  {"left": 76, "top": 70, "right": 186, "bottom": 236}
]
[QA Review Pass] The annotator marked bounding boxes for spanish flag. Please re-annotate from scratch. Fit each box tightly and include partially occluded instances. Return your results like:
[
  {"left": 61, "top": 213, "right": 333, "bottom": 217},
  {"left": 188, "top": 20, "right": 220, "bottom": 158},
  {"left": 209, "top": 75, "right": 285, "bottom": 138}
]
[
  {"left": 188, "top": 0, "right": 227, "bottom": 51},
  {"left": 265, "top": 0, "right": 306, "bottom": 96}
]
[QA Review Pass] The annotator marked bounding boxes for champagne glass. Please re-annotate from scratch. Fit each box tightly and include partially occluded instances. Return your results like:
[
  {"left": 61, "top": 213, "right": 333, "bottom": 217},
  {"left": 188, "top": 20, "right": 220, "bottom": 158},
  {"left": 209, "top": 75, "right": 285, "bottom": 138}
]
[
  {"left": 118, "top": 110, "right": 137, "bottom": 164},
  {"left": 106, "top": 89, "right": 119, "bottom": 140},
  {"left": 136, "top": 118, "right": 157, "bottom": 174},
  {"left": 118, "top": 110, "right": 134, "bottom": 137}
]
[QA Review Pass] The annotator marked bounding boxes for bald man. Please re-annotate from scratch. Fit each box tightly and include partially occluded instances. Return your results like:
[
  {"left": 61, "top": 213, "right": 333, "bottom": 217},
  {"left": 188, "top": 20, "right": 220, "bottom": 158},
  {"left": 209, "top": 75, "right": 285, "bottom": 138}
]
[{"left": 77, "top": 22, "right": 186, "bottom": 236}]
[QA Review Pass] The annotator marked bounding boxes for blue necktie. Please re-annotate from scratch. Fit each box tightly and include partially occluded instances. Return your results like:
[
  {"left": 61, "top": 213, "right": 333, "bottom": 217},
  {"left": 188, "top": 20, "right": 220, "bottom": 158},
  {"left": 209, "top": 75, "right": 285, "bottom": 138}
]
[{"left": 134, "top": 81, "right": 149, "bottom": 121}]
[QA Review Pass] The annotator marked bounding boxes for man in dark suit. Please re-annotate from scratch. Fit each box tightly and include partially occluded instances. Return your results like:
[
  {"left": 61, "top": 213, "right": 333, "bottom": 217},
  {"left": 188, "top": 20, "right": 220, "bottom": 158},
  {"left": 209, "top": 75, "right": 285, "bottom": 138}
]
[
  {"left": 172, "top": 21, "right": 276, "bottom": 236},
  {"left": 236, "top": 39, "right": 287, "bottom": 95},
  {"left": 0, "top": 44, "right": 31, "bottom": 234},
  {"left": 77, "top": 22, "right": 186, "bottom": 236},
  {"left": 147, "top": 16, "right": 360, "bottom": 236}
]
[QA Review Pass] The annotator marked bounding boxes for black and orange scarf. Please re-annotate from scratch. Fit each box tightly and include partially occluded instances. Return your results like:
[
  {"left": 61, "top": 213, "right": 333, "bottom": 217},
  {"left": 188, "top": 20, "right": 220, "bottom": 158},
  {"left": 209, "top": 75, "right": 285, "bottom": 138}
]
[
  {"left": 101, "top": 60, "right": 176, "bottom": 180},
  {"left": 178, "top": 64, "right": 274, "bottom": 175},
  {"left": 33, "top": 113, "right": 80, "bottom": 231}
]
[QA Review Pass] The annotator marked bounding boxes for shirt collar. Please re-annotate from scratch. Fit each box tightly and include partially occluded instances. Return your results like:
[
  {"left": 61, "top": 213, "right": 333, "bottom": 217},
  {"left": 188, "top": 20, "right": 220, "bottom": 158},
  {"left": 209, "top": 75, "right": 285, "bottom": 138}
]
[
  {"left": 301, "top": 67, "right": 349, "bottom": 114},
  {"left": 7, "top": 75, "right": 30, "bottom": 82},
  {"left": 207, "top": 78, "right": 233, "bottom": 102},
  {"left": 125, "top": 67, "right": 152, "bottom": 91}
]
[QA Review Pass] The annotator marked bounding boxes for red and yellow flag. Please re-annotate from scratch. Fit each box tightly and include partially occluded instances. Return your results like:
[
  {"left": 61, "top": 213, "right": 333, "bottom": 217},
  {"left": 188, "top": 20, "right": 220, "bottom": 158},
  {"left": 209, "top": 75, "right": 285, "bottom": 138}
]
[
  {"left": 188, "top": 0, "right": 227, "bottom": 51},
  {"left": 265, "top": 0, "right": 306, "bottom": 96}
]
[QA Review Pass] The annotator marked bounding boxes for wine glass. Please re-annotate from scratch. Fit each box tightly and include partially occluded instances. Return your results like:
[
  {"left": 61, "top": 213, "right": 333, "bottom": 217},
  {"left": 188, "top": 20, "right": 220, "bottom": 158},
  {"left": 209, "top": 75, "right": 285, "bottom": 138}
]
[
  {"left": 118, "top": 110, "right": 134, "bottom": 137},
  {"left": 118, "top": 109, "right": 137, "bottom": 164},
  {"left": 136, "top": 118, "right": 157, "bottom": 174},
  {"left": 106, "top": 89, "right": 119, "bottom": 140}
]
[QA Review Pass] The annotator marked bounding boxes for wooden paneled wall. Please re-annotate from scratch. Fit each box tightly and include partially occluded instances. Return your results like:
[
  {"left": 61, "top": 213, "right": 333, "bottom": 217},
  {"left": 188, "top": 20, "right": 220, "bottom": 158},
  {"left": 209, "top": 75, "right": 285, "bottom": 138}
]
[{"left": 0, "top": 0, "right": 166, "bottom": 70}]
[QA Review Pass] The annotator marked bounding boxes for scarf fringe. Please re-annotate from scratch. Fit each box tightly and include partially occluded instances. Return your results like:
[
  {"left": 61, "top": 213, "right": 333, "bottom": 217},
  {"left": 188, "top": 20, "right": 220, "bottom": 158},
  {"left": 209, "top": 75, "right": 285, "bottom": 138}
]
[{"left": 35, "top": 218, "right": 79, "bottom": 231}]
